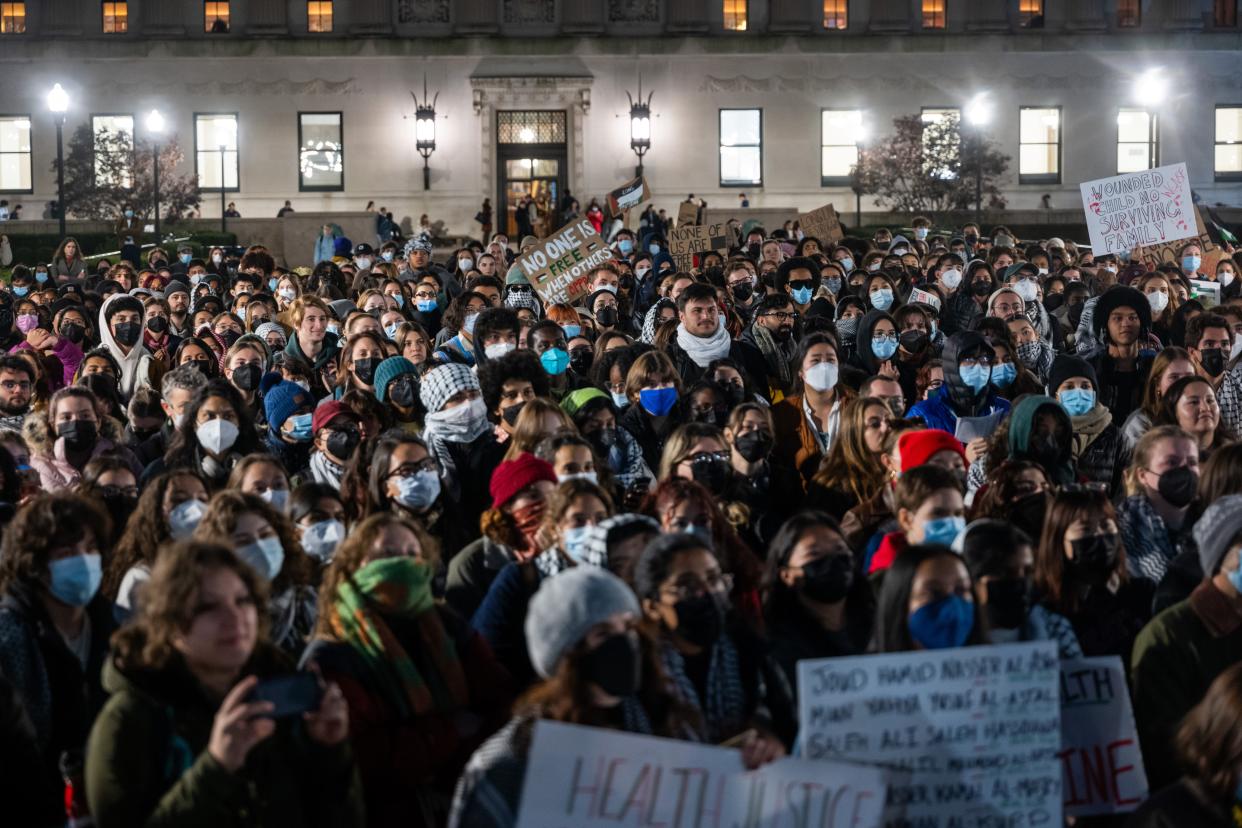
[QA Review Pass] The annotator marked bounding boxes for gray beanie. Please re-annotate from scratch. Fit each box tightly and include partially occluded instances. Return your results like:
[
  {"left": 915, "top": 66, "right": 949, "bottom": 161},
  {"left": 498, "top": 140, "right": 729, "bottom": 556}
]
[
  {"left": 524, "top": 566, "right": 640, "bottom": 679},
  {"left": 1194, "top": 494, "right": 1242, "bottom": 576}
]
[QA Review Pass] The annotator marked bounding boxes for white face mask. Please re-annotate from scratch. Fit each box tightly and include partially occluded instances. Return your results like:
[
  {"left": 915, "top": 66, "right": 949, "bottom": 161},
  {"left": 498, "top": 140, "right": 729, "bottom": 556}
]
[
  {"left": 195, "top": 418, "right": 239, "bottom": 455},
  {"left": 1147, "top": 291, "right": 1169, "bottom": 314},
  {"left": 258, "top": 488, "right": 289, "bottom": 513},
  {"left": 355, "top": 258, "right": 372, "bottom": 270},
  {"left": 300, "top": 519, "right": 345, "bottom": 562},
  {"left": 558, "top": 471, "right": 599, "bottom": 486},
  {"left": 940, "top": 268, "right": 963, "bottom": 290},
  {"left": 426, "top": 396, "right": 488, "bottom": 440},
  {"left": 484, "top": 342, "right": 515, "bottom": 360},
  {"left": 804, "top": 361, "right": 839, "bottom": 392},
  {"left": 168, "top": 498, "right": 206, "bottom": 540},
  {"left": 1232, "top": 335, "right": 1242, "bottom": 362},
  {"left": 1221, "top": 270, "right": 1236, "bottom": 287}
]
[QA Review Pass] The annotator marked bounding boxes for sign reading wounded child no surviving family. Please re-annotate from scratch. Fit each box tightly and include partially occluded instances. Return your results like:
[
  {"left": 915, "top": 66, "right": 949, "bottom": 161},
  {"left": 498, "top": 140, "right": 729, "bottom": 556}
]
[
  {"left": 515, "top": 720, "right": 887, "bottom": 828},
  {"left": 517, "top": 218, "right": 614, "bottom": 307},
  {"left": 1080, "top": 162, "right": 1196, "bottom": 255},
  {"left": 1130, "top": 203, "right": 1223, "bottom": 274},
  {"left": 668, "top": 223, "right": 736, "bottom": 271},
  {"left": 799, "top": 202, "right": 844, "bottom": 243},
  {"left": 798, "top": 641, "right": 1062, "bottom": 828}
]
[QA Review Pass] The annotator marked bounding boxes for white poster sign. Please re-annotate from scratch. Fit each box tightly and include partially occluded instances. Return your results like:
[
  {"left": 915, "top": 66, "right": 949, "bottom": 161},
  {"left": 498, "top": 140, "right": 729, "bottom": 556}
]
[{"left": 1080, "top": 162, "right": 1196, "bottom": 255}]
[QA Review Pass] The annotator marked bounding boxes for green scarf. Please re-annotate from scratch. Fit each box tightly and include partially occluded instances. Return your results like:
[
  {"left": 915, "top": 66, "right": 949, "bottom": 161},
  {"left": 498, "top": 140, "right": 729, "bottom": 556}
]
[
  {"left": 1070, "top": 404, "right": 1114, "bottom": 458},
  {"left": 330, "top": 557, "right": 468, "bottom": 718}
]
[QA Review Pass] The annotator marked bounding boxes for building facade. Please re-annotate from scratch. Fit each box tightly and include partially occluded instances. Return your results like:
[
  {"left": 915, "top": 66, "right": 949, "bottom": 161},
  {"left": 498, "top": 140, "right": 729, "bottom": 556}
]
[{"left": 0, "top": 0, "right": 1240, "bottom": 238}]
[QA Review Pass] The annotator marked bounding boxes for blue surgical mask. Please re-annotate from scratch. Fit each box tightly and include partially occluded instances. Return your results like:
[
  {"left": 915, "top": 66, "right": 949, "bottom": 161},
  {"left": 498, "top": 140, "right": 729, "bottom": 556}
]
[
  {"left": 390, "top": 293, "right": 405, "bottom": 308},
  {"left": 1060, "top": 388, "right": 1096, "bottom": 417},
  {"left": 416, "top": 298, "right": 437, "bottom": 313},
  {"left": 48, "top": 553, "right": 103, "bottom": 607},
  {"left": 562, "top": 324, "right": 581, "bottom": 339},
  {"left": 639, "top": 386, "right": 678, "bottom": 417},
  {"left": 648, "top": 243, "right": 660, "bottom": 255},
  {"left": 839, "top": 257, "right": 854, "bottom": 273},
  {"left": 611, "top": 391, "right": 630, "bottom": 409},
  {"left": 259, "top": 488, "right": 289, "bottom": 513},
  {"left": 464, "top": 312, "right": 479, "bottom": 335},
  {"left": 237, "top": 536, "right": 285, "bottom": 582},
  {"left": 12, "top": 286, "right": 28, "bottom": 297},
  {"left": 1183, "top": 255, "right": 1202, "bottom": 273},
  {"left": 791, "top": 286, "right": 813, "bottom": 305},
  {"left": 124, "top": 209, "right": 134, "bottom": 218},
  {"left": 959, "top": 363, "right": 991, "bottom": 393},
  {"left": 285, "top": 413, "right": 313, "bottom": 442},
  {"left": 908, "top": 594, "right": 974, "bottom": 650},
  {"left": 300, "top": 519, "right": 345, "bottom": 562},
  {"left": 922, "top": 515, "right": 966, "bottom": 547},
  {"left": 269, "top": 277, "right": 279, "bottom": 291},
  {"left": 394, "top": 470, "right": 441, "bottom": 511},
  {"left": 384, "top": 323, "right": 401, "bottom": 340},
  {"left": 382, "top": 251, "right": 395, "bottom": 262},
  {"left": 870, "top": 288, "right": 894, "bottom": 310},
  {"left": 540, "top": 347, "right": 570, "bottom": 376},
  {"left": 992, "top": 362, "right": 1017, "bottom": 388},
  {"left": 872, "top": 336, "right": 898, "bottom": 361},
  {"left": 180, "top": 253, "right": 192, "bottom": 265},
  {"left": 563, "top": 525, "right": 593, "bottom": 563},
  {"left": 35, "top": 271, "right": 48, "bottom": 283},
  {"left": 618, "top": 239, "right": 634, "bottom": 255},
  {"left": 824, "top": 277, "right": 842, "bottom": 294}
]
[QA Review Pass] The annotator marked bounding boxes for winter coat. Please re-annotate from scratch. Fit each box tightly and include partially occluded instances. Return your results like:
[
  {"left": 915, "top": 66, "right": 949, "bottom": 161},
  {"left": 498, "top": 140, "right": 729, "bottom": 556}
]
[
  {"left": 667, "top": 335, "right": 767, "bottom": 393},
  {"left": 619, "top": 399, "right": 679, "bottom": 475},
  {"left": 444, "top": 536, "right": 515, "bottom": 622},
  {"left": 87, "top": 644, "right": 365, "bottom": 828},
  {"left": 24, "top": 413, "right": 141, "bottom": 491},
  {"left": 770, "top": 392, "right": 850, "bottom": 490},
  {"left": 942, "top": 288, "right": 984, "bottom": 336},
  {"left": 906, "top": 331, "right": 1012, "bottom": 435}
]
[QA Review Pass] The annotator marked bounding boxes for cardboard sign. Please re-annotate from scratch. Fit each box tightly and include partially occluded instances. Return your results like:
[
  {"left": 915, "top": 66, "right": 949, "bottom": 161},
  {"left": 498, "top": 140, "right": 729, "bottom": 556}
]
[
  {"left": 515, "top": 218, "right": 614, "bottom": 307},
  {"left": 799, "top": 202, "right": 844, "bottom": 243},
  {"left": 515, "top": 720, "right": 887, "bottom": 828},
  {"left": 606, "top": 176, "right": 650, "bottom": 218},
  {"left": 1059, "top": 657, "right": 1148, "bottom": 817},
  {"left": 677, "top": 200, "right": 699, "bottom": 227},
  {"left": 799, "top": 641, "right": 1062, "bottom": 827},
  {"left": 1130, "top": 204, "right": 1223, "bottom": 274},
  {"left": 1191, "top": 278, "right": 1222, "bottom": 308},
  {"left": 1080, "top": 162, "right": 1196, "bottom": 255},
  {"left": 667, "top": 223, "right": 737, "bottom": 272}
]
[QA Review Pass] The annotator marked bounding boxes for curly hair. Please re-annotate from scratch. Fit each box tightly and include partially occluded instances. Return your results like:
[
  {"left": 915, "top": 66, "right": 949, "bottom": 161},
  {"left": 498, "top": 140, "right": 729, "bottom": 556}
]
[
  {"left": 103, "top": 470, "right": 207, "bottom": 600},
  {"left": 192, "top": 489, "right": 314, "bottom": 593},
  {"left": 0, "top": 493, "right": 111, "bottom": 593},
  {"left": 478, "top": 350, "right": 549, "bottom": 421}
]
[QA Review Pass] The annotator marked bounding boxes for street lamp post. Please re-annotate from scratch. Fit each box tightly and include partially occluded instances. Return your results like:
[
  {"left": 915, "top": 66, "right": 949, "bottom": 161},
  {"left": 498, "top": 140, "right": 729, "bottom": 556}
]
[
  {"left": 965, "top": 94, "right": 992, "bottom": 226},
  {"left": 219, "top": 145, "right": 227, "bottom": 233},
  {"left": 146, "top": 109, "right": 165, "bottom": 242},
  {"left": 47, "top": 84, "right": 69, "bottom": 238},
  {"left": 627, "top": 77, "right": 653, "bottom": 179},
  {"left": 412, "top": 77, "right": 438, "bottom": 191}
]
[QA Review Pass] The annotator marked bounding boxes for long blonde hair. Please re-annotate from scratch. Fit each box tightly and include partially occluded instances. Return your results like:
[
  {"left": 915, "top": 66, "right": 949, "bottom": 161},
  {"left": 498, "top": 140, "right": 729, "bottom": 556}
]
[
  {"left": 1124, "top": 424, "right": 1195, "bottom": 496},
  {"left": 813, "top": 396, "right": 890, "bottom": 504}
]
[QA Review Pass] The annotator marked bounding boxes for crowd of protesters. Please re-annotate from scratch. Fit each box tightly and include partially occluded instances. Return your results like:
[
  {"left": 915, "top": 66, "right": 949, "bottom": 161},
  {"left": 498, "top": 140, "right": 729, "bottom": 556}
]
[{"left": 1, "top": 203, "right": 1242, "bottom": 827}]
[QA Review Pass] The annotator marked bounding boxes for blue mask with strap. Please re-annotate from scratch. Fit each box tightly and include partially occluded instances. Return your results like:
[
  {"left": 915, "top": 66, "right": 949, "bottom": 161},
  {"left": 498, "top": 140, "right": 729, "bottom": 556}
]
[
  {"left": 1059, "top": 388, "right": 1096, "bottom": 417},
  {"left": 639, "top": 386, "right": 678, "bottom": 417},
  {"left": 991, "top": 362, "right": 1017, "bottom": 388},
  {"left": 959, "top": 363, "right": 991, "bottom": 393},
  {"left": 540, "top": 348, "right": 570, "bottom": 376},
  {"left": 908, "top": 594, "right": 975, "bottom": 650}
]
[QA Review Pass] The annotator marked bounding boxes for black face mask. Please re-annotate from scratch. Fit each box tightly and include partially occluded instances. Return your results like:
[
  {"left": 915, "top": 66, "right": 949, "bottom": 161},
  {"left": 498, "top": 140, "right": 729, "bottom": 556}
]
[
  {"left": 1007, "top": 492, "right": 1047, "bottom": 541},
  {"left": 1028, "top": 432, "right": 1063, "bottom": 467},
  {"left": 146, "top": 316, "right": 168, "bottom": 334},
  {"left": 326, "top": 428, "right": 360, "bottom": 461},
  {"left": 972, "top": 281, "right": 993, "bottom": 297},
  {"left": 1200, "top": 348, "right": 1226, "bottom": 378},
  {"left": 899, "top": 330, "right": 929, "bottom": 353},
  {"left": 689, "top": 454, "right": 731, "bottom": 494},
  {"left": 501, "top": 402, "right": 525, "bottom": 427},
  {"left": 587, "top": 427, "right": 616, "bottom": 457},
  {"left": 731, "top": 282, "right": 753, "bottom": 302},
  {"left": 128, "top": 427, "right": 160, "bottom": 444},
  {"left": 353, "top": 357, "right": 379, "bottom": 385},
  {"left": 722, "top": 383, "right": 746, "bottom": 408},
  {"left": 596, "top": 306, "right": 619, "bottom": 328},
  {"left": 0, "top": 309, "right": 11, "bottom": 333},
  {"left": 231, "top": 363, "right": 263, "bottom": 392},
  {"left": 734, "top": 430, "right": 773, "bottom": 464},
  {"left": 220, "top": 330, "right": 241, "bottom": 348},
  {"left": 1156, "top": 466, "right": 1198, "bottom": 508},
  {"left": 747, "top": 243, "right": 761, "bottom": 259},
  {"left": 1068, "top": 533, "right": 1120, "bottom": 586},
  {"left": 799, "top": 555, "right": 854, "bottom": 604},
  {"left": 113, "top": 322, "right": 141, "bottom": 347},
  {"left": 578, "top": 631, "right": 642, "bottom": 698},
  {"left": 60, "top": 322, "right": 85, "bottom": 344},
  {"left": 984, "top": 577, "right": 1031, "bottom": 629},
  {"left": 57, "top": 419, "right": 97, "bottom": 452},
  {"left": 672, "top": 593, "right": 724, "bottom": 648},
  {"left": 1043, "top": 293, "right": 1065, "bottom": 314},
  {"left": 569, "top": 350, "right": 593, "bottom": 376},
  {"left": 388, "top": 378, "right": 417, "bottom": 408}
]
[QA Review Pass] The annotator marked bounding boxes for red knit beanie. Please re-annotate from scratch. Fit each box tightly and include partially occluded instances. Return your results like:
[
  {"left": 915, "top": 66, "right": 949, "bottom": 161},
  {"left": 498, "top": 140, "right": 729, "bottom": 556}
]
[
  {"left": 489, "top": 453, "right": 558, "bottom": 510},
  {"left": 898, "top": 429, "right": 967, "bottom": 472}
]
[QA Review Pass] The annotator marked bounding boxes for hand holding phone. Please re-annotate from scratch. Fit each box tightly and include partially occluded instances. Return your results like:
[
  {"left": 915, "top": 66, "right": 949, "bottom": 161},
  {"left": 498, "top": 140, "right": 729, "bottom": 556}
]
[{"left": 246, "top": 673, "right": 323, "bottom": 719}]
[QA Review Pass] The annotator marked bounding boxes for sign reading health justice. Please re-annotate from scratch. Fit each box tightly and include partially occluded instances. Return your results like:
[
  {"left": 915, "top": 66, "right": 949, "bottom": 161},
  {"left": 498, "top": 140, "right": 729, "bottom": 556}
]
[
  {"left": 798, "top": 641, "right": 1061, "bottom": 828},
  {"left": 515, "top": 720, "right": 887, "bottom": 828},
  {"left": 1080, "top": 162, "right": 1196, "bottom": 255}
]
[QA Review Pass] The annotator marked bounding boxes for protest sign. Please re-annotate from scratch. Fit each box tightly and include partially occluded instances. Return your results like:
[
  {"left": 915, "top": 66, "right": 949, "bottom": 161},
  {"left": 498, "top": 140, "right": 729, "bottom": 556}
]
[
  {"left": 515, "top": 218, "right": 613, "bottom": 307},
  {"left": 799, "top": 202, "right": 844, "bottom": 243},
  {"left": 1080, "top": 162, "right": 1195, "bottom": 255},
  {"left": 667, "top": 223, "right": 737, "bottom": 271},
  {"left": 1059, "top": 657, "right": 1148, "bottom": 818},
  {"left": 606, "top": 176, "right": 650, "bottom": 218},
  {"left": 1130, "top": 204, "right": 1223, "bottom": 274},
  {"left": 677, "top": 200, "right": 699, "bottom": 227},
  {"left": 799, "top": 641, "right": 1061, "bottom": 828},
  {"left": 516, "top": 720, "right": 887, "bottom": 828}
]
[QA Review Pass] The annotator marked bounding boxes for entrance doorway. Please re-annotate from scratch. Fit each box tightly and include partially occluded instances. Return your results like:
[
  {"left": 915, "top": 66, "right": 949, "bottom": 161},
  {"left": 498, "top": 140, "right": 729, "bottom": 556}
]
[{"left": 496, "top": 110, "right": 568, "bottom": 239}]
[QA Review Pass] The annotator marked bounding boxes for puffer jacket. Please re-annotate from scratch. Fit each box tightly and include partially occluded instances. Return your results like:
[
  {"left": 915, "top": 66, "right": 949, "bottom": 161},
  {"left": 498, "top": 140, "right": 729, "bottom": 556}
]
[{"left": 906, "top": 331, "right": 1010, "bottom": 435}]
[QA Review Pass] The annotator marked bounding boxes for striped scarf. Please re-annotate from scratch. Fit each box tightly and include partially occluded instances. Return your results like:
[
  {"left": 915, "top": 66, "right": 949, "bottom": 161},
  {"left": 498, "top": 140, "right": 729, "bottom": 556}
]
[{"left": 658, "top": 633, "right": 745, "bottom": 742}]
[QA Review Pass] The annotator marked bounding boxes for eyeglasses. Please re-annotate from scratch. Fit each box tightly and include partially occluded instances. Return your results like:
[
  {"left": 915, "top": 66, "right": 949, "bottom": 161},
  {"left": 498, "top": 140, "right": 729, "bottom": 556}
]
[
  {"left": 0, "top": 380, "right": 30, "bottom": 392},
  {"left": 389, "top": 459, "right": 440, "bottom": 477},
  {"left": 661, "top": 571, "right": 733, "bottom": 602},
  {"left": 761, "top": 311, "right": 798, "bottom": 322},
  {"left": 960, "top": 356, "right": 993, "bottom": 369}
]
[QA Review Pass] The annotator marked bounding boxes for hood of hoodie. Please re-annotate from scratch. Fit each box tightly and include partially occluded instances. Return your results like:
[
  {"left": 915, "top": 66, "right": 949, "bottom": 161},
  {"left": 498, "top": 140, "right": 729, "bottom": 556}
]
[
  {"left": 855, "top": 309, "right": 898, "bottom": 374},
  {"left": 942, "top": 331, "right": 996, "bottom": 413},
  {"left": 98, "top": 293, "right": 150, "bottom": 398},
  {"left": 1006, "top": 394, "right": 1075, "bottom": 485}
]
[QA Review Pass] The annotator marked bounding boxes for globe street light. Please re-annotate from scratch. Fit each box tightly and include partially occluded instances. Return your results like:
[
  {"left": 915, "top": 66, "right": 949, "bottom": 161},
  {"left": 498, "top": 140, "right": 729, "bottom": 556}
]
[
  {"left": 146, "top": 109, "right": 166, "bottom": 242},
  {"left": 965, "top": 93, "right": 993, "bottom": 225},
  {"left": 47, "top": 84, "right": 69, "bottom": 237}
]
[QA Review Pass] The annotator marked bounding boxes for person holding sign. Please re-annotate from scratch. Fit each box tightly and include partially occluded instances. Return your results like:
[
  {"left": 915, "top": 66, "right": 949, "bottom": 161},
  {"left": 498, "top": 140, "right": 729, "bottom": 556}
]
[{"left": 449, "top": 566, "right": 698, "bottom": 828}]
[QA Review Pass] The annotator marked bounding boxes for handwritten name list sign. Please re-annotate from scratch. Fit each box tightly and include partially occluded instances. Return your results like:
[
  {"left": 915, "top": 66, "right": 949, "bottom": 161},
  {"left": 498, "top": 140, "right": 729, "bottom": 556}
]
[{"left": 1080, "top": 162, "right": 1196, "bottom": 255}]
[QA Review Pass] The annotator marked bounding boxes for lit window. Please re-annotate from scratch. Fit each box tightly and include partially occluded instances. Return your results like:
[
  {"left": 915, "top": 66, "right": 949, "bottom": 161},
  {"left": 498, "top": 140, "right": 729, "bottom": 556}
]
[
  {"left": 92, "top": 115, "right": 135, "bottom": 188},
  {"left": 1118, "top": 0, "right": 1140, "bottom": 27},
  {"left": 205, "top": 1, "right": 230, "bottom": 33},
  {"left": 299, "top": 112, "right": 343, "bottom": 191},
  {"left": 723, "top": 0, "right": 747, "bottom": 31},
  {"left": 308, "top": 1, "right": 333, "bottom": 32},
  {"left": 823, "top": 0, "right": 847, "bottom": 29},
  {"left": 195, "top": 114, "right": 239, "bottom": 190},
  {"left": 1019, "top": 107, "right": 1060, "bottom": 184},
  {"left": 102, "top": 1, "right": 128, "bottom": 33},
  {"left": 0, "top": 116, "right": 32, "bottom": 192},
  {"left": 0, "top": 2, "right": 25, "bottom": 34},
  {"left": 1215, "top": 106, "right": 1242, "bottom": 180},
  {"left": 1117, "top": 108, "right": 1158, "bottom": 173},
  {"left": 1216, "top": 1, "right": 1238, "bottom": 27},
  {"left": 821, "top": 109, "right": 862, "bottom": 184},
  {"left": 720, "top": 109, "right": 762, "bottom": 187},
  {"left": 922, "top": 0, "right": 945, "bottom": 29},
  {"left": 1018, "top": 0, "right": 1043, "bottom": 27},
  {"left": 921, "top": 108, "right": 959, "bottom": 179}
]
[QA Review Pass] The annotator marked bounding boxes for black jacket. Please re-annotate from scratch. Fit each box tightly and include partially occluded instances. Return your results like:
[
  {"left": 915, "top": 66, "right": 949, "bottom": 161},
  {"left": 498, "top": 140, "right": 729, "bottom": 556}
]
[{"left": 667, "top": 336, "right": 767, "bottom": 393}]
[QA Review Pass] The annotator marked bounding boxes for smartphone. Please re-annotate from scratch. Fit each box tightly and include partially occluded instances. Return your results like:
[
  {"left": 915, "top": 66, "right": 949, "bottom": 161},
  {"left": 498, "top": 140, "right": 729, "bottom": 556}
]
[
  {"left": 628, "top": 475, "right": 651, "bottom": 493},
  {"left": 246, "top": 674, "right": 323, "bottom": 718}
]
